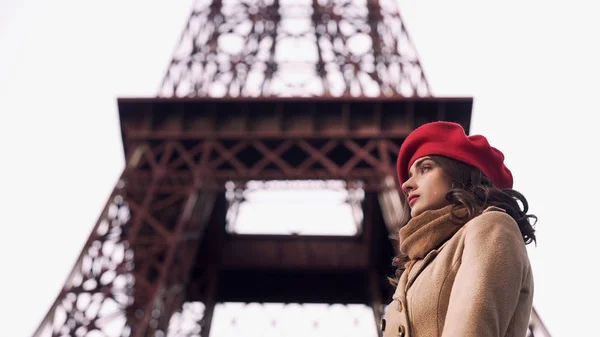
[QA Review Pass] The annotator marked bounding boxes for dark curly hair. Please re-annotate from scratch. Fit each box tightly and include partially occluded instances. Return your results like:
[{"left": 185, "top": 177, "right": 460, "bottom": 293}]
[{"left": 389, "top": 155, "right": 537, "bottom": 285}]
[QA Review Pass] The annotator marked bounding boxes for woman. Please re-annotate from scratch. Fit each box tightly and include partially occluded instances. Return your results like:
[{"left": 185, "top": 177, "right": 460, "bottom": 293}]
[{"left": 381, "top": 121, "right": 536, "bottom": 337}]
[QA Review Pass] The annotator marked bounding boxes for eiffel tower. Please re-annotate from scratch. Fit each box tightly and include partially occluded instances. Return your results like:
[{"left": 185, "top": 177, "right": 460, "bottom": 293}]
[{"left": 32, "top": 0, "right": 550, "bottom": 336}]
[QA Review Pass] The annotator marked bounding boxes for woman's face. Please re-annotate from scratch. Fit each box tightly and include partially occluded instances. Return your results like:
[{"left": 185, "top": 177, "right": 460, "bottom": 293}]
[{"left": 401, "top": 156, "right": 453, "bottom": 218}]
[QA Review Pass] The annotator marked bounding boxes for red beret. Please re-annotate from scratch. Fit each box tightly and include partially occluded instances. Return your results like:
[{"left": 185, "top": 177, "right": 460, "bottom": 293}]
[{"left": 396, "top": 121, "right": 513, "bottom": 189}]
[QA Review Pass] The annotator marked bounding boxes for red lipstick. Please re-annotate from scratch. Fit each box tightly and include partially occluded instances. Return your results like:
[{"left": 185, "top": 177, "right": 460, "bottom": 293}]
[{"left": 408, "top": 194, "right": 419, "bottom": 207}]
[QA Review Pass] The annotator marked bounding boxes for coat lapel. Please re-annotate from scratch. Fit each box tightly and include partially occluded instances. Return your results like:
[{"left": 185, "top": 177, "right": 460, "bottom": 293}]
[
  {"left": 392, "top": 267, "right": 409, "bottom": 301},
  {"left": 405, "top": 239, "right": 452, "bottom": 290}
]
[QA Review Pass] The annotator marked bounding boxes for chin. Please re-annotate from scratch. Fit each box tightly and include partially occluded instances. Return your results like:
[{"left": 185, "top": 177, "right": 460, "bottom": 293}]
[
  {"left": 411, "top": 203, "right": 450, "bottom": 218},
  {"left": 410, "top": 206, "right": 424, "bottom": 218}
]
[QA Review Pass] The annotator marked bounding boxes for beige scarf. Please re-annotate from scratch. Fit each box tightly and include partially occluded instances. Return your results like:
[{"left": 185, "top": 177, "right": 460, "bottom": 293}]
[{"left": 399, "top": 204, "right": 469, "bottom": 271}]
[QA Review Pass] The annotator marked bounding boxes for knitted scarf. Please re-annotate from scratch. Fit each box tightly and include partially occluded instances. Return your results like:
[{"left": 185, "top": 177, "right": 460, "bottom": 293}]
[{"left": 399, "top": 204, "right": 469, "bottom": 272}]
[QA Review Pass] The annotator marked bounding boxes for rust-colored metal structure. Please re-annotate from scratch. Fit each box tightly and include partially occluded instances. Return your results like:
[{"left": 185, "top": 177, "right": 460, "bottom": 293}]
[{"left": 32, "top": 1, "right": 549, "bottom": 336}]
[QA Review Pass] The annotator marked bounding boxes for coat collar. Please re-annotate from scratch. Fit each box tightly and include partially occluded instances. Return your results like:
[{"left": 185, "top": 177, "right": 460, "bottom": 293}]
[{"left": 400, "top": 206, "right": 507, "bottom": 291}]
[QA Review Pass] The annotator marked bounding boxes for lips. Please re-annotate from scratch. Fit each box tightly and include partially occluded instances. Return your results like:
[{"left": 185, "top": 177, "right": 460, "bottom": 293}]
[{"left": 408, "top": 195, "right": 420, "bottom": 207}]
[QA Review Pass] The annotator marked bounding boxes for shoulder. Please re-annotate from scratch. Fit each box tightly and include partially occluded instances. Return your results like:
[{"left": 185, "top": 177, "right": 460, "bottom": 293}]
[
  {"left": 458, "top": 207, "right": 532, "bottom": 283},
  {"left": 462, "top": 207, "right": 525, "bottom": 250},
  {"left": 464, "top": 207, "right": 520, "bottom": 236}
]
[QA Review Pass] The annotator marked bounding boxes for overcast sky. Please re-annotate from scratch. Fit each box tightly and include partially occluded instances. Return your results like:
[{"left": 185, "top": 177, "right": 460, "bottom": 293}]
[{"left": 1, "top": 1, "right": 599, "bottom": 336}]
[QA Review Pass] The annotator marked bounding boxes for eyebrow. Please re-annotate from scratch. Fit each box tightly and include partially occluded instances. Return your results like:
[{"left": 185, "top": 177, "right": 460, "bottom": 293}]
[{"left": 408, "top": 157, "right": 432, "bottom": 178}]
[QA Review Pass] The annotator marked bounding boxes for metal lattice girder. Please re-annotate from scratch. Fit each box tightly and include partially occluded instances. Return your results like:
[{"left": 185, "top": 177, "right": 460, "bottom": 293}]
[
  {"left": 32, "top": 178, "right": 217, "bottom": 337},
  {"left": 118, "top": 97, "right": 472, "bottom": 189},
  {"left": 527, "top": 308, "right": 552, "bottom": 337},
  {"left": 188, "top": 302, "right": 380, "bottom": 337},
  {"left": 32, "top": 185, "right": 135, "bottom": 337},
  {"left": 159, "top": 0, "right": 430, "bottom": 98}
]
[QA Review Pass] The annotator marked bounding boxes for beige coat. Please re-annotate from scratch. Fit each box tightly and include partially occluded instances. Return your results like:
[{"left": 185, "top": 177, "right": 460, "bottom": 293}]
[{"left": 382, "top": 207, "right": 534, "bottom": 337}]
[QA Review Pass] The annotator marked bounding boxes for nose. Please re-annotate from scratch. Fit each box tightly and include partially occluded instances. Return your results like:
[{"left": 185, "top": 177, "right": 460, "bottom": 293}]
[{"left": 401, "top": 177, "right": 416, "bottom": 195}]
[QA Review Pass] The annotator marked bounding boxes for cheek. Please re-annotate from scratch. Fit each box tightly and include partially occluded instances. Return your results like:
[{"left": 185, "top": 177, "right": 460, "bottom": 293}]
[
  {"left": 429, "top": 178, "right": 451, "bottom": 201},
  {"left": 430, "top": 190, "right": 443, "bottom": 201}
]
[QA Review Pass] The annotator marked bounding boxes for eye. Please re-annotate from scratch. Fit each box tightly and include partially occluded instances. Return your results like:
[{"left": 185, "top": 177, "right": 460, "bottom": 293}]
[{"left": 420, "top": 165, "right": 431, "bottom": 174}]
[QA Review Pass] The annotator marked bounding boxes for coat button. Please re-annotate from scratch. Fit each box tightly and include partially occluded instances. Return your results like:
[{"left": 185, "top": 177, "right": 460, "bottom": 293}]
[
  {"left": 380, "top": 318, "right": 386, "bottom": 332},
  {"left": 398, "top": 325, "right": 405, "bottom": 337},
  {"left": 397, "top": 300, "right": 403, "bottom": 312}
]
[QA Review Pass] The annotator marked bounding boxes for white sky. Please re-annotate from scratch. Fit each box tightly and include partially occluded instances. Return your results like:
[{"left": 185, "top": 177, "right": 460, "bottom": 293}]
[{"left": 1, "top": 1, "right": 599, "bottom": 336}]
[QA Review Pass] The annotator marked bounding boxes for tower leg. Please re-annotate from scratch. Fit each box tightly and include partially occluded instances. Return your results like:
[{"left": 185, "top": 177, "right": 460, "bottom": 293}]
[
  {"left": 129, "top": 187, "right": 216, "bottom": 337},
  {"left": 378, "top": 175, "right": 405, "bottom": 250},
  {"left": 200, "top": 268, "right": 218, "bottom": 337},
  {"left": 31, "top": 171, "right": 216, "bottom": 337},
  {"left": 369, "top": 270, "right": 384, "bottom": 337},
  {"left": 31, "top": 179, "right": 134, "bottom": 337}
]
